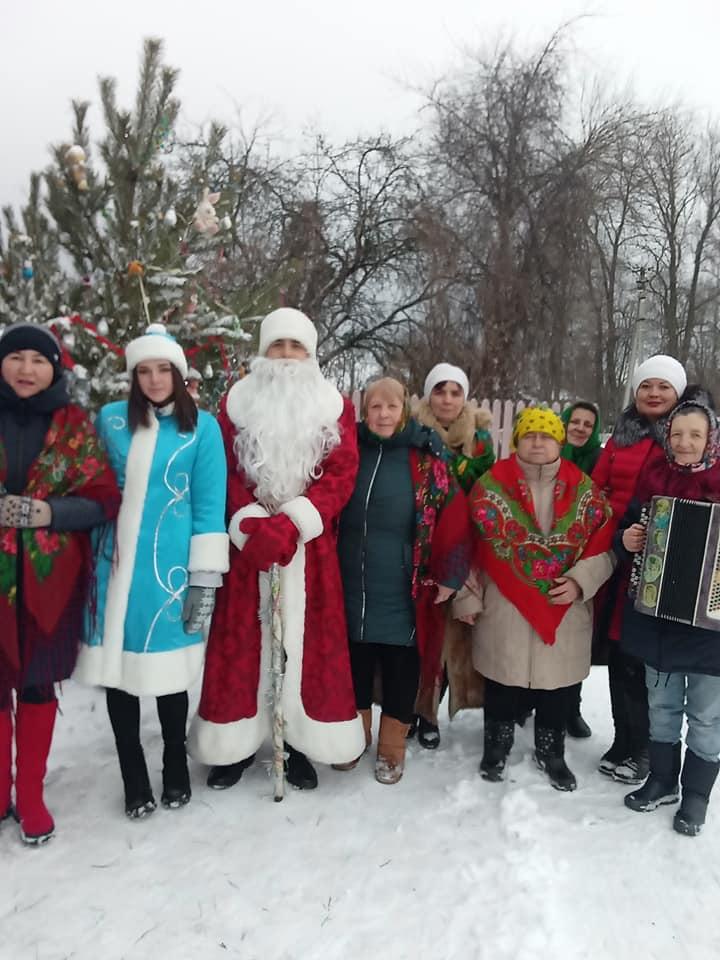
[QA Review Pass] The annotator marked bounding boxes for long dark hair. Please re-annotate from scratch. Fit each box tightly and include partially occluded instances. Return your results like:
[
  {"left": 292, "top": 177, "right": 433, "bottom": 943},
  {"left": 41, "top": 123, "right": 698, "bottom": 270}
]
[{"left": 128, "top": 365, "right": 198, "bottom": 433}]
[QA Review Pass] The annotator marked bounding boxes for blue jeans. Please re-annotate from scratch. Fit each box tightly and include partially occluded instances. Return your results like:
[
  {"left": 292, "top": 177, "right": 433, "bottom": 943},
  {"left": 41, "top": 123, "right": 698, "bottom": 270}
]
[{"left": 645, "top": 668, "right": 720, "bottom": 763}]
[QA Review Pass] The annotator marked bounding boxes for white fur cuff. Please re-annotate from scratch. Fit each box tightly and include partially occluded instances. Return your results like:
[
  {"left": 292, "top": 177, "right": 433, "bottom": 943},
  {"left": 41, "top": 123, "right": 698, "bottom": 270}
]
[
  {"left": 228, "top": 503, "right": 270, "bottom": 550},
  {"left": 280, "top": 496, "right": 323, "bottom": 543},
  {"left": 188, "top": 533, "right": 230, "bottom": 573}
]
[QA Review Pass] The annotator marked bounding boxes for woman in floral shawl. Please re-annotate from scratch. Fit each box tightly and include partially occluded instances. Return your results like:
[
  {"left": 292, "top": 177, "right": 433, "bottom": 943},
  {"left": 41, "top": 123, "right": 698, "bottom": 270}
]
[
  {"left": 468, "top": 407, "right": 614, "bottom": 791},
  {"left": 336, "top": 378, "right": 471, "bottom": 784},
  {"left": 0, "top": 324, "right": 120, "bottom": 844}
]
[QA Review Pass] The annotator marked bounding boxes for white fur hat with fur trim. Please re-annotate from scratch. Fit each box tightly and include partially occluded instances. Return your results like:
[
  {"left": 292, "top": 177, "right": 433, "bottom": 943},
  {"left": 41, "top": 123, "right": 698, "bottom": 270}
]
[
  {"left": 258, "top": 307, "right": 318, "bottom": 359},
  {"left": 423, "top": 362, "right": 470, "bottom": 400},
  {"left": 631, "top": 354, "right": 686, "bottom": 399},
  {"left": 125, "top": 323, "right": 188, "bottom": 378}
]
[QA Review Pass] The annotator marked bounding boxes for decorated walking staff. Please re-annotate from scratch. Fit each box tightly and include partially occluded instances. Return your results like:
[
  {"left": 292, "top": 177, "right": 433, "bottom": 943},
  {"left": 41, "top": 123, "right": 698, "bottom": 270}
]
[{"left": 270, "top": 563, "right": 285, "bottom": 801}]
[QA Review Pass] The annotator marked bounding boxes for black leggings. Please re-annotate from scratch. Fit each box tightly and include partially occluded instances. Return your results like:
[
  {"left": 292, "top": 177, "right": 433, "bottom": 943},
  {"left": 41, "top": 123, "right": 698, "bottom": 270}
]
[
  {"left": 485, "top": 678, "right": 570, "bottom": 730},
  {"left": 349, "top": 642, "right": 420, "bottom": 724},
  {"left": 0, "top": 684, "right": 56, "bottom": 711},
  {"left": 105, "top": 688, "right": 189, "bottom": 746}
]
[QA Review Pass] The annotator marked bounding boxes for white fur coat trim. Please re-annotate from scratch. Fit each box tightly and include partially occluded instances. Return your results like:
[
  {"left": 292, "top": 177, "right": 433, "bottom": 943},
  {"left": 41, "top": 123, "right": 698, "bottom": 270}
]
[
  {"left": 280, "top": 496, "right": 323, "bottom": 543},
  {"left": 228, "top": 503, "right": 270, "bottom": 551},
  {"left": 188, "top": 532, "right": 230, "bottom": 573},
  {"left": 75, "top": 414, "right": 159, "bottom": 689},
  {"left": 188, "top": 543, "right": 365, "bottom": 766},
  {"left": 76, "top": 643, "right": 204, "bottom": 697}
]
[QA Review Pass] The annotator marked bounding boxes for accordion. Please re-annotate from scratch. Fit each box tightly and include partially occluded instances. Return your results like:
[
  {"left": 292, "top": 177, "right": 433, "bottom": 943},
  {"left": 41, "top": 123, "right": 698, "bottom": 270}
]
[{"left": 632, "top": 496, "right": 720, "bottom": 630}]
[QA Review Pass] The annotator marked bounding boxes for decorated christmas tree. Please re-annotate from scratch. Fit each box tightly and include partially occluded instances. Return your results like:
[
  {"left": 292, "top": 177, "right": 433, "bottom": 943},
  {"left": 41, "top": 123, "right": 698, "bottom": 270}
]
[{"left": 1, "top": 38, "right": 251, "bottom": 408}]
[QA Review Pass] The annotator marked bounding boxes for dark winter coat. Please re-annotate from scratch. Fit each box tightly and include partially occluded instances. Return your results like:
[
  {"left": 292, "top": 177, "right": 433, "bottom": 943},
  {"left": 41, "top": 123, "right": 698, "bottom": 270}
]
[{"left": 338, "top": 421, "right": 422, "bottom": 646}]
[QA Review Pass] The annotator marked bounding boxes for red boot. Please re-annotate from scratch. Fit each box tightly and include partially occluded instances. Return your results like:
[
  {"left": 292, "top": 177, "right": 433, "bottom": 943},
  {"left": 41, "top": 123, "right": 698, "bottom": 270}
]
[
  {"left": 15, "top": 700, "right": 57, "bottom": 844},
  {"left": 0, "top": 709, "right": 12, "bottom": 820}
]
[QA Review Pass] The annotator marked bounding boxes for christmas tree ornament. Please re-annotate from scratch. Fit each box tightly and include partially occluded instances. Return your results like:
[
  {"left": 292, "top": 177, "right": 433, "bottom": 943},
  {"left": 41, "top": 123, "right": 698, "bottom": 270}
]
[
  {"left": 192, "top": 188, "right": 220, "bottom": 235},
  {"left": 164, "top": 208, "right": 177, "bottom": 228},
  {"left": 203, "top": 363, "right": 213, "bottom": 379},
  {"left": 21, "top": 260, "right": 34, "bottom": 280},
  {"left": 97, "top": 319, "right": 109, "bottom": 336},
  {"left": 127, "top": 260, "right": 144, "bottom": 277},
  {"left": 220, "top": 215, "right": 232, "bottom": 231},
  {"left": 64, "top": 144, "right": 88, "bottom": 191}
]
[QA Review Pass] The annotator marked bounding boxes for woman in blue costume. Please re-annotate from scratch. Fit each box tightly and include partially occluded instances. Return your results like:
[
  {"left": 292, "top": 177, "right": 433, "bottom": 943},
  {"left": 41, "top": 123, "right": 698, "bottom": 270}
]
[{"left": 75, "top": 324, "right": 229, "bottom": 818}]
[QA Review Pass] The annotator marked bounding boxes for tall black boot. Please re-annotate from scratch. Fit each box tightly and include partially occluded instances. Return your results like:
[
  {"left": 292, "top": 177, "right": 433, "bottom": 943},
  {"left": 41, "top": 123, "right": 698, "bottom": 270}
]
[
  {"left": 674, "top": 750, "right": 720, "bottom": 837},
  {"left": 625, "top": 740, "right": 681, "bottom": 812},
  {"left": 599, "top": 648, "right": 630, "bottom": 774},
  {"left": 157, "top": 692, "right": 191, "bottom": 809},
  {"left": 535, "top": 726, "right": 577, "bottom": 792},
  {"left": 479, "top": 717, "right": 515, "bottom": 782},
  {"left": 106, "top": 688, "right": 155, "bottom": 819}
]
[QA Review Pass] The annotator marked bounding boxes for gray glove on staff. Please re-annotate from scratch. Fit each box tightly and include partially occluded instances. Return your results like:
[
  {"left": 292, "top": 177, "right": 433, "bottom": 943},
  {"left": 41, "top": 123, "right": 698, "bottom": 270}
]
[{"left": 0, "top": 495, "right": 52, "bottom": 528}]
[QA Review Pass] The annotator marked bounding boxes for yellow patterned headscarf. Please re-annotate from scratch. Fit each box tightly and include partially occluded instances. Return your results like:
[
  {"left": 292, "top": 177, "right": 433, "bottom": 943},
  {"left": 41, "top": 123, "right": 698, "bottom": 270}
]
[{"left": 512, "top": 407, "right": 565, "bottom": 448}]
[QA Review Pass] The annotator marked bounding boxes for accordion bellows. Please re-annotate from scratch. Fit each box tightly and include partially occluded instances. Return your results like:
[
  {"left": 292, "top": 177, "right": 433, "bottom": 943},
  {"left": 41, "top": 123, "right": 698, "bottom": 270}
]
[{"left": 632, "top": 496, "right": 720, "bottom": 631}]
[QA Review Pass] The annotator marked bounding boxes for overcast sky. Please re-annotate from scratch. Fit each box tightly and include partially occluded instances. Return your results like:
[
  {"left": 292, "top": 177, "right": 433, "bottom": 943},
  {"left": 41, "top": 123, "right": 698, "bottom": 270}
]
[{"left": 2, "top": 0, "right": 718, "bottom": 212}]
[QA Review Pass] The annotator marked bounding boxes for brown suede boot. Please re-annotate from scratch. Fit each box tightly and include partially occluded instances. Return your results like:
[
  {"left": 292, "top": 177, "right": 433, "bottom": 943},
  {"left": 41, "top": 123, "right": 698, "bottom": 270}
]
[
  {"left": 375, "top": 714, "right": 410, "bottom": 785},
  {"left": 333, "top": 709, "right": 372, "bottom": 771}
]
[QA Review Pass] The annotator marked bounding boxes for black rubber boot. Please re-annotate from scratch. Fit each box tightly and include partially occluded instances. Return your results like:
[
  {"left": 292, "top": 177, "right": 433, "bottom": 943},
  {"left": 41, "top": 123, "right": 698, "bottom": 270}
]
[
  {"left": 479, "top": 718, "right": 514, "bottom": 782},
  {"left": 207, "top": 755, "right": 256, "bottom": 789},
  {"left": 417, "top": 716, "right": 441, "bottom": 750},
  {"left": 674, "top": 750, "right": 720, "bottom": 837},
  {"left": 285, "top": 744, "right": 318, "bottom": 790},
  {"left": 625, "top": 741, "right": 681, "bottom": 812},
  {"left": 535, "top": 726, "right": 577, "bottom": 792}
]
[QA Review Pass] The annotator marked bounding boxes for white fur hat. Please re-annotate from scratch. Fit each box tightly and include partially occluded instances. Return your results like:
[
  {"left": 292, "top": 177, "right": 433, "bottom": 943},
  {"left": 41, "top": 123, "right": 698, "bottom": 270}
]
[
  {"left": 125, "top": 323, "right": 188, "bottom": 378},
  {"left": 423, "top": 363, "right": 470, "bottom": 400},
  {"left": 631, "top": 354, "right": 686, "bottom": 399},
  {"left": 258, "top": 308, "right": 318, "bottom": 359}
]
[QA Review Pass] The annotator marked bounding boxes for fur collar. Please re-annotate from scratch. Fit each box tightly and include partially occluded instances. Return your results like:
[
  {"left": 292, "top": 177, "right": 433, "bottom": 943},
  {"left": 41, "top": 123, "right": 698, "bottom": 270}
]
[
  {"left": 413, "top": 397, "right": 491, "bottom": 457},
  {"left": 611, "top": 405, "right": 666, "bottom": 449}
]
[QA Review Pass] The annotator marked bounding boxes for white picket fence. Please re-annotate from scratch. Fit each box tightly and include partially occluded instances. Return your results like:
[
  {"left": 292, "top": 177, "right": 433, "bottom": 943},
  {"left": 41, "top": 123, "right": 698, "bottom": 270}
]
[{"left": 350, "top": 392, "right": 562, "bottom": 459}]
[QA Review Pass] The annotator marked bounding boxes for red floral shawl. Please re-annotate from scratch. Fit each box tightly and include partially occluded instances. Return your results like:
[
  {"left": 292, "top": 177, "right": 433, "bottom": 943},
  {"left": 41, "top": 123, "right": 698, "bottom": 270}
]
[
  {"left": 471, "top": 455, "right": 612, "bottom": 645},
  {"left": 0, "top": 405, "right": 120, "bottom": 683}
]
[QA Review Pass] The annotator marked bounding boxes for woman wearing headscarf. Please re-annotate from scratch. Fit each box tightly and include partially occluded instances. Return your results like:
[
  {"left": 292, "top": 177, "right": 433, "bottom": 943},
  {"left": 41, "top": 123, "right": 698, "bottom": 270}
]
[
  {"left": 470, "top": 407, "right": 614, "bottom": 791},
  {"left": 75, "top": 324, "right": 229, "bottom": 819},
  {"left": 411, "top": 363, "right": 494, "bottom": 747},
  {"left": 560, "top": 400, "right": 603, "bottom": 738},
  {"left": 0, "top": 324, "right": 120, "bottom": 844}
]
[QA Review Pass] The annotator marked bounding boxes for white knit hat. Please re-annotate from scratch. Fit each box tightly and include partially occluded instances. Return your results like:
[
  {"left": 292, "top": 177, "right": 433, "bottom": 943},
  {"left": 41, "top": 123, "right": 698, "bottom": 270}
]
[
  {"left": 423, "top": 363, "right": 470, "bottom": 400},
  {"left": 631, "top": 354, "right": 686, "bottom": 399},
  {"left": 125, "top": 323, "right": 188, "bottom": 378},
  {"left": 258, "top": 308, "right": 317, "bottom": 359}
]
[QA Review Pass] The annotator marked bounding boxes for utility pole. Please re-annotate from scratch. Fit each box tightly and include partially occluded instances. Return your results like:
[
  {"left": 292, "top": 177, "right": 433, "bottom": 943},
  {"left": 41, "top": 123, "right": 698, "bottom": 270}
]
[{"left": 622, "top": 267, "right": 648, "bottom": 409}]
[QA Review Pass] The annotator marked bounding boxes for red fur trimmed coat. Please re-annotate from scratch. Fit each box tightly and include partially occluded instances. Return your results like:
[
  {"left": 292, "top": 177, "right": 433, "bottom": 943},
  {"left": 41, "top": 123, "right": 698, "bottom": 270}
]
[{"left": 188, "top": 390, "right": 365, "bottom": 767}]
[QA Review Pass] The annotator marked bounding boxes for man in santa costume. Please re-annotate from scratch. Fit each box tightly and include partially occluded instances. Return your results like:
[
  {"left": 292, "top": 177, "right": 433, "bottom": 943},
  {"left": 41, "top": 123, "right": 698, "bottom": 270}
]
[{"left": 188, "top": 308, "right": 365, "bottom": 789}]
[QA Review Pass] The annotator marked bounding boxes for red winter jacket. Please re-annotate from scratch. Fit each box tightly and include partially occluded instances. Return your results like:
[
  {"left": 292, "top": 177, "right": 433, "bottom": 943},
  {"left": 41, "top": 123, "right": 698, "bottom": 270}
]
[{"left": 592, "top": 435, "right": 663, "bottom": 641}]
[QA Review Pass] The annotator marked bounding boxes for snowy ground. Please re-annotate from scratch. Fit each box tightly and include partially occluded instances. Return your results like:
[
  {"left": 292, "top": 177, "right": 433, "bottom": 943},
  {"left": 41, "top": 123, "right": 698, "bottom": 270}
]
[{"left": 3, "top": 667, "right": 720, "bottom": 960}]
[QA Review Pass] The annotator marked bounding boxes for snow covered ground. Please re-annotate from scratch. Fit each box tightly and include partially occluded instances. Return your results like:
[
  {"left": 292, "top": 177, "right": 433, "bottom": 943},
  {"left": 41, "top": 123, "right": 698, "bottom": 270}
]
[{"left": 3, "top": 667, "right": 720, "bottom": 960}]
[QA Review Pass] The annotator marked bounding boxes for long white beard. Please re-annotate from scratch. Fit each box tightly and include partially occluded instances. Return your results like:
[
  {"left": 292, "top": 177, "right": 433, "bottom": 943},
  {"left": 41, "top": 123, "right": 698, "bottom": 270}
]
[{"left": 230, "top": 356, "right": 343, "bottom": 510}]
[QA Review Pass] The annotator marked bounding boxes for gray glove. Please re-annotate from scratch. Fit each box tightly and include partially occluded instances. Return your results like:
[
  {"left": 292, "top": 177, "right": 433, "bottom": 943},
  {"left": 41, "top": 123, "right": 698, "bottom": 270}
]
[
  {"left": 182, "top": 585, "right": 216, "bottom": 634},
  {"left": 0, "top": 495, "right": 52, "bottom": 528}
]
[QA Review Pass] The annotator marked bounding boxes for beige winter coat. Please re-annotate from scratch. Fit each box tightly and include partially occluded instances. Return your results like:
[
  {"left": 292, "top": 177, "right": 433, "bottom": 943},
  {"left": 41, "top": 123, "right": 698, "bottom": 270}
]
[{"left": 457, "top": 457, "right": 615, "bottom": 690}]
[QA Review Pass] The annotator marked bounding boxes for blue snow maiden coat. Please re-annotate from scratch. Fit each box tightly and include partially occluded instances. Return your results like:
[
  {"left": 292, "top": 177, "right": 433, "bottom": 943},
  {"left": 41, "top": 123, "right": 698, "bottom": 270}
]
[{"left": 74, "top": 401, "right": 229, "bottom": 697}]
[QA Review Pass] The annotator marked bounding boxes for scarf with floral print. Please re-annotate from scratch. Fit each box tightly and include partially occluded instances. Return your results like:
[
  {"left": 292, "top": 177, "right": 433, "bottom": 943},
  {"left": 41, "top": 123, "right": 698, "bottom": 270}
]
[
  {"left": 0, "top": 404, "right": 119, "bottom": 682},
  {"left": 471, "top": 454, "right": 612, "bottom": 645}
]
